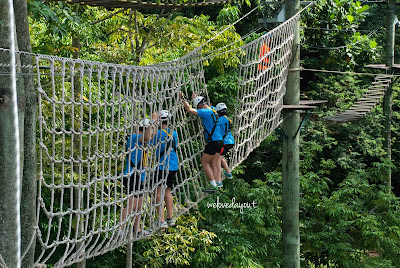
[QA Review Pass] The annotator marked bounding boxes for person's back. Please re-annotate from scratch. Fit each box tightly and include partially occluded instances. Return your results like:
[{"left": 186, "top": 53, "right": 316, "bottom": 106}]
[
  {"left": 124, "top": 133, "right": 146, "bottom": 182},
  {"left": 197, "top": 106, "right": 223, "bottom": 142},
  {"left": 218, "top": 115, "right": 234, "bottom": 145},
  {"left": 151, "top": 110, "right": 179, "bottom": 228},
  {"left": 216, "top": 103, "right": 235, "bottom": 180},
  {"left": 153, "top": 128, "right": 179, "bottom": 171}
]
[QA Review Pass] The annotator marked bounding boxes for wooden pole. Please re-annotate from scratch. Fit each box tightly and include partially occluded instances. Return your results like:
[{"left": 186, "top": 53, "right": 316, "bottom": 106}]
[
  {"left": 13, "top": 0, "right": 37, "bottom": 266},
  {"left": 383, "top": 0, "right": 396, "bottom": 189},
  {"left": 282, "top": 0, "right": 300, "bottom": 267},
  {"left": 126, "top": 242, "right": 133, "bottom": 268},
  {"left": 0, "top": 0, "right": 23, "bottom": 266}
]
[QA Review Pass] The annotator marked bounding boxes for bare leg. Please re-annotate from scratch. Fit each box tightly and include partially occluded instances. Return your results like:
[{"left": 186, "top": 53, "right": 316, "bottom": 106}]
[
  {"left": 154, "top": 185, "right": 165, "bottom": 222},
  {"left": 201, "top": 153, "right": 215, "bottom": 181},
  {"left": 212, "top": 153, "right": 222, "bottom": 183},
  {"left": 133, "top": 196, "right": 144, "bottom": 232},
  {"left": 120, "top": 195, "right": 135, "bottom": 230},
  {"left": 221, "top": 156, "right": 230, "bottom": 174},
  {"left": 164, "top": 187, "right": 173, "bottom": 219},
  {"left": 121, "top": 195, "right": 143, "bottom": 231}
]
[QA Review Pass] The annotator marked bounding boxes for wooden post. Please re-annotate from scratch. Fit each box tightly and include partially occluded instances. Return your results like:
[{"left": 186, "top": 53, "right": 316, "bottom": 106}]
[
  {"left": 282, "top": 0, "right": 300, "bottom": 267},
  {"left": 126, "top": 242, "right": 132, "bottom": 268},
  {"left": 0, "top": 0, "right": 22, "bottom": 267},
  {"left": 383, "top": 0, "right": 396, "bottom": 189},
  {"left": 13, "top": 0, "right": 37, "bottom": 266}
]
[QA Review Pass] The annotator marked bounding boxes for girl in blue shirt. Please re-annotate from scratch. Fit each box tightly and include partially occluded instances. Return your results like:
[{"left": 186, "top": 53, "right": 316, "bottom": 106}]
[
  {"left": 179, "top": 92, "right": 223, "bottom": 192},
  {"left": 150, "top": 110, "right": 179, "bottom": 228},
  {"left": 216, "top": 103, "right": 235, "bottom": 180}
]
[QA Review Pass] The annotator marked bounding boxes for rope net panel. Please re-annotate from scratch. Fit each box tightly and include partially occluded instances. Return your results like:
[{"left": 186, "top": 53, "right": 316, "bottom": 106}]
[
  {"left": 0, "top": 7, "right": 304, "bottom": 267},
  {"left": 231, "top": 18, "right": 298, "bottom": 169}
]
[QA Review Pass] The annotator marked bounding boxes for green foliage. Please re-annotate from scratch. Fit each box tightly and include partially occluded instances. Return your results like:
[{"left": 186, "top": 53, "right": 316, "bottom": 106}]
[
  {"left": 301, "top": 171, "right": 400, "bottom": 267},
  {"left": 129, "top": 213, "right": 218, "bottom": 267},
  {"left": 302, "top": 0, "right": 377, "bottom": 71},
  {"left": 196, "top": 175, "right": 283, "bottom": 267}
]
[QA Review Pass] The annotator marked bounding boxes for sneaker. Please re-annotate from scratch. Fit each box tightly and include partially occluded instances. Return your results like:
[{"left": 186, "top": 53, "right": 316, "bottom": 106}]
[
  {"left": 137, "top": 229, "right": 152, "bottom": 238},
  {"left": 202, "top": 184, "right": 218, "bottom": 193},
  {"left": 154, "top": 220, "right": 168, "bottom": 229},
  {"left": 224, "top": 171, "right": 233, "bottom": 178},
  {"left": 216, "top": 181, "right": 223, "bottom": 188},
  {"left": 166, "top": 218, "right": 176, "bottom": 227}
]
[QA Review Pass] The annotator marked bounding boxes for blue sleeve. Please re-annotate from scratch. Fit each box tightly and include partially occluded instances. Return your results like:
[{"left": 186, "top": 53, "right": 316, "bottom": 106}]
[
  {"left": 173, "top": 131, "right": 178, "bottom": 147},
  {"left": 127, "top": 134, "right": 137, "bottom": 150}
]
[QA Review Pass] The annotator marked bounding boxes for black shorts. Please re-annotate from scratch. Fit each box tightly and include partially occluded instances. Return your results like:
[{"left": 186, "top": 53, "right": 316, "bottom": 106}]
[
  {"left": 123, "top": 173, "right": 145, "bottom": 196},
  {"left": 204, "top": 140, "right": 224, "bottom": 155},
  {"left": 220, "top": 144, "right": 234, "bottom": 156},
  {"left": 156, "top": 170, "right": 178, "bottom": 188}
]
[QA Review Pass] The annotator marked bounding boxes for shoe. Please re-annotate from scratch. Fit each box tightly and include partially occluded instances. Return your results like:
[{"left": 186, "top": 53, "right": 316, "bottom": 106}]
[
  {"left": 166, "top": 218, "right": 176, "bottom": 227},
  {"left": 224, "top": 171, "right": 232, "bottom": 178},
  {"left": 154, "top": 220, "right": 168, "bottom": 229},
  {"left": 137, "top": 229, "right": 152, "bottom": 238},
  {"left": 216, "top": 181, "right": 223, "bottom": 188},
  {"left": 202, "top": 184, "right": 218, "bottom": 193}
]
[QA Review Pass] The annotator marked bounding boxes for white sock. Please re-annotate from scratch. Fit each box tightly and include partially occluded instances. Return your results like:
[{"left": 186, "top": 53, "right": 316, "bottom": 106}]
[{"left": 210, "top": 180, "right": 217, "bottom": 187}]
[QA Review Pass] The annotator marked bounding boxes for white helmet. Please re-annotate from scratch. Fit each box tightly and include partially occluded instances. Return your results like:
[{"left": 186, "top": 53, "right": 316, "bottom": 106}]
[
  {"left": 216, "top": 103, "right": 227, "bottom": 112},
  {"left": 160, "top": 110, "right": 170, "bottom": 120},
  {"left": 193, "top": 96, "right": 205, "bottom": 108},
  {"left": 138, "top": 119, "right": 151, "bottom": 128}
]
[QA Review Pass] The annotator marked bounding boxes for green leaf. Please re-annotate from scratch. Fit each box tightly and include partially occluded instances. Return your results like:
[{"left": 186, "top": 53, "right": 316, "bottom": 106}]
[
  {"left": 369, "top": 40, "right": 377, "bottom": 48},
  {"left": 347, "top": 15, "right": 354, "bottom": 22}
]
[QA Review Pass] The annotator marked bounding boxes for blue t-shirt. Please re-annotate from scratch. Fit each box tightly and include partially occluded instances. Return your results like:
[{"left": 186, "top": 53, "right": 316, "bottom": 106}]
[
  {"left": 219, "top": 116, "right": 235, "bottom": 145},
  {"left": 124, "top": 134, "right": 146, "bottom": 182},
  {"left": 150, "top": 128, "right": 179, "bottom": 171},
  {"left": 196, "top": 107, "right": 223, "bottom": 142}
]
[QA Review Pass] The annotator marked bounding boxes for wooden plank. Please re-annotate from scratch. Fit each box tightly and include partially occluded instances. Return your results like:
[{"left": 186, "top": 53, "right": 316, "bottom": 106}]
[
  {"left": 365, "top": 64, "right": 400, "bottom": 70},
  {"left": 282, "top": 105, "right": 317, "bottom": 110},
  {"left": 61, "top": 0, "right": 236, "bottom": 9},
  {"left": 299, "top": 100, "right": 328, "bottom": 105}
]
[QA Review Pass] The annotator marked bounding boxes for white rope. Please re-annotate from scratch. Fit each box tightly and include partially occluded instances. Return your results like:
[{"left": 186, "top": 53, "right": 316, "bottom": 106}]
[
  {"left": 7, "top": 0, "right": 21, "bottom": 267},
  {"left": 0, "top": 4, "right": 311, "bottom": 267}
]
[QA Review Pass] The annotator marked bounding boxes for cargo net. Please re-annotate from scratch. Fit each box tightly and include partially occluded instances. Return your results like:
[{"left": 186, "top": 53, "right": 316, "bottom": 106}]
[{"left": 0, "top": 6, "right": 302, "bottom": 267}]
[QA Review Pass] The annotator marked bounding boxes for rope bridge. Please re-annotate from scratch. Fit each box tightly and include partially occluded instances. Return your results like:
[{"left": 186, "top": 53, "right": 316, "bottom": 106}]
[
  {"left": 0, "top": 7, "right": 303, "bottom": 268},
  {"left": 325, "top": 75, "right": 392, "bottom": 122}
]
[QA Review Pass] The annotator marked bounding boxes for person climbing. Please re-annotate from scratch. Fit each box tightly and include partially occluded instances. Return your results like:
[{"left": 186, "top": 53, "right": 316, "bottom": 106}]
[
  {"left": 120, "top": 112, "right": 157, "bottom": 238},
  {"left": 151, "top": 110, "right": 178, "bottom": 229},
  {"left": 258, "top": 35, "right": 271, "bottom": 71},
  {"left": 216, "top": 103, "right": 234, "bottom": 184},
  {"left": 179, "top": 91, "right": 223, "bottom": 192}
]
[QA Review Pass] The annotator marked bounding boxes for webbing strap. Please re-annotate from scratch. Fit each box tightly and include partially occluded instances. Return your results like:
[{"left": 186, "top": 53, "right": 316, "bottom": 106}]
[
  {"left": 205, "top": 108, "right": 219, "bottom": 143},
  {"left": 159, "top": 129, "right": 176, "bottom": 159},
  {"left": 223, "top": 118, "right": 232, "bottom": 140}
]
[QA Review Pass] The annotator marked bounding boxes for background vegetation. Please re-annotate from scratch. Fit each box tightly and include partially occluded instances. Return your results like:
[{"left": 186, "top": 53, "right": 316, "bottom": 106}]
[{"left": 24, "top": 0, "right": 400, "bottom": 267}]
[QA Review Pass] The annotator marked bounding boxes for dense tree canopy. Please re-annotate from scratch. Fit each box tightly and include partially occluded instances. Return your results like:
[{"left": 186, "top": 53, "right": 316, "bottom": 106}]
[{"left": 18, "top": 0, "right": 400, "bottom": 266}]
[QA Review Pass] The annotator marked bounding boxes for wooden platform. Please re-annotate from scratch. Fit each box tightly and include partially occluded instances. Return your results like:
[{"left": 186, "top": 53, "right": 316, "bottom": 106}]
[
  {"left": 282, "top": 100, "right": 326, "bottom": 110},
  {"left": 283, "top": 105, "right": 317, "bottom": 110},
  {"left": 364, "top": 64, "right": 400, "bottom": 70},
  {"left": 299, "top": 100, "right": 328, "bottom": 105},
  {"left": 57, "top": 0, "right": 236, "bottom": 9}
]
